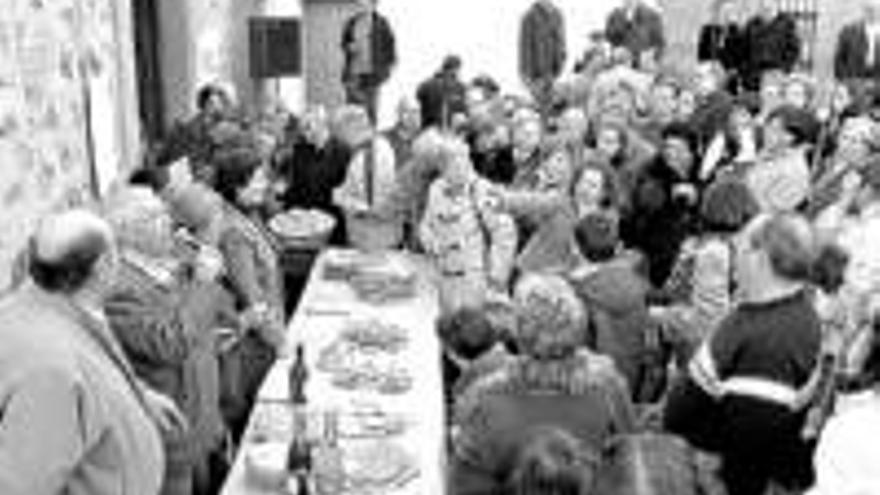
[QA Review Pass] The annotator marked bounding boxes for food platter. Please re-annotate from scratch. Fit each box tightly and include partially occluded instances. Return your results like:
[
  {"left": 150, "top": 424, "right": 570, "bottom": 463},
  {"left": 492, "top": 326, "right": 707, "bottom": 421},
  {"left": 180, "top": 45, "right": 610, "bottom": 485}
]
[
  {"left": 340, "top": 319, "right": 409, "bottom": 353},
  {"left": 269, "top": 208, "right": 336, "bottom": 248},
  {"left": 317, "top": 320, "right": 415, "bottom": 396},
  {"left": 339, "top": 440, "right": 419, "bottom": 490},
  {"left": 321, "top": 252, "right": 417, "bottom": 304}
]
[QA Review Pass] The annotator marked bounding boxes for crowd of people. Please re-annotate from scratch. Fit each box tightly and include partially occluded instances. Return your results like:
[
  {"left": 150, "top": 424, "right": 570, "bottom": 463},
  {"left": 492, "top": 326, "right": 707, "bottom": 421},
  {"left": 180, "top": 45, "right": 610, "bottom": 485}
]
[{"left": 4, "top": 0, "right": 880, "bottom": 494}]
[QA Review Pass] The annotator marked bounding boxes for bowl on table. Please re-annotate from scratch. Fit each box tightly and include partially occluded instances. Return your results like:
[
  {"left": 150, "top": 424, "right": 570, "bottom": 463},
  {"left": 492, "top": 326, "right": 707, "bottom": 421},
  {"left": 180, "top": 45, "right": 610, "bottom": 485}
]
[
  {"left": 244, "top": 442, "right": 288, "bottom": 490},
  {"left": 269, "top": 208, "right": 336, "bottom": 250}
]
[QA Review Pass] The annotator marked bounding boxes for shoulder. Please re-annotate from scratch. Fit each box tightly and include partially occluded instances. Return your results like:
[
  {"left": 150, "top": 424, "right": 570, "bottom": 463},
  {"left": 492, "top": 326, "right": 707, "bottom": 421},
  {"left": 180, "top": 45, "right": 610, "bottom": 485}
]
[{"left": 696, "top": 238, "right": 731, "bottom": 263}]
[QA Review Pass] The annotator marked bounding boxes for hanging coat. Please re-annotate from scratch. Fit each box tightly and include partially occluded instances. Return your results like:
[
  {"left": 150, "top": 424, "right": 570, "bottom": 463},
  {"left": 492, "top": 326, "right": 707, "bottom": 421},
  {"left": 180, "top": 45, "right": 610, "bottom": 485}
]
[{"left": 519, "top": 0, "right": 566, "bottom": 88}]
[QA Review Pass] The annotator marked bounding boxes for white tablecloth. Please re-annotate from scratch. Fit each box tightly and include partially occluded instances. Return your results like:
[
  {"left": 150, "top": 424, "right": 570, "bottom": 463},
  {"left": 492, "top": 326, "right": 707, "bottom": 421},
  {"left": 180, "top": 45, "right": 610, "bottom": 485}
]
[{"left": 220, "top": 249, "right": 446, "bottom": 495}]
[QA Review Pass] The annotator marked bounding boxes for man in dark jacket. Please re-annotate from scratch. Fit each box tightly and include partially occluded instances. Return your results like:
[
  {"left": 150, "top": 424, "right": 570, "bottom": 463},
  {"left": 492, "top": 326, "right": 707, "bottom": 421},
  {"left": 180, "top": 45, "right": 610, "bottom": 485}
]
[
  {"left": 275, "top": 107, "right": 351, "bottom": 243},
  {"left": 698, "top": 0, "right": 746, "bottom": 92},
  {"left": 605, "top": 0, "right": 665, "bottom": 68},
  {"left": 341, "top": 0, "right": 396, "bottom": 123},
  {"left": 741, "top": 0, "right": 801, "bottom": 91},
  {"left": 834, "top": 0, "right": 880, "bottom": 81},
  {"left": 416, "top": 56, "right": 466, "bottom": 130}
]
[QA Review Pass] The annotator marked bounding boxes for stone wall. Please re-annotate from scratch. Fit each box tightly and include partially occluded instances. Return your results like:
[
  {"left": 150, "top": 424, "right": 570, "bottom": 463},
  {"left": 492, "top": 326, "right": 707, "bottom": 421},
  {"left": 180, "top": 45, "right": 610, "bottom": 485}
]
[{"left": 0, "top": 0, "right": 136, "bottom": 288}]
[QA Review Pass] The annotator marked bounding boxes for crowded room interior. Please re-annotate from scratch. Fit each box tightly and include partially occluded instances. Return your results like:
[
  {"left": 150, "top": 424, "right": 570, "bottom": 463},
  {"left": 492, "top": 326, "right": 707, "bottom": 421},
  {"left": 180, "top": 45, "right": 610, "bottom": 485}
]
[{"left": 2, "top": 0, "right": 880, "bottom": 494}]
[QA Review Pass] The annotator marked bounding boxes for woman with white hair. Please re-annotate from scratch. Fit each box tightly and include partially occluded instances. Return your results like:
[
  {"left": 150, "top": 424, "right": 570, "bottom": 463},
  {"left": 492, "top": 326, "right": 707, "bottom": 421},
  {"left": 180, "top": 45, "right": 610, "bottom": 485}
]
[
  {"left": 103, "top": 186, "right": 235, "bottom": 495},
  {"left": 418, "top": 132, "right": 517, "bottom": 313},
  {"left": 450, "top": 273, "right": 634, "bottom": 495},
  {"left": 809, "top": 116, "right": 880, "bottom": 217}
]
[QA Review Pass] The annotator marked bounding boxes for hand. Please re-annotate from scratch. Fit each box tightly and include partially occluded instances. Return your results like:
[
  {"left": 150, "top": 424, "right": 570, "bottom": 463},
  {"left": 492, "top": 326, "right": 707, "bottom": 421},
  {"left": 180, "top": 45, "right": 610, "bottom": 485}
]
[
  {"left": 648, "top": 306, "right": 669, "bottom": 321},
  {"left": 143, "top": 387, "right": 188, "bottom": 437},
  {"left": 672, "top": 183, "right": 698, "bottom": 205},
  {"left": 194, "top": 245, "right": 225, "bottom": 282}
]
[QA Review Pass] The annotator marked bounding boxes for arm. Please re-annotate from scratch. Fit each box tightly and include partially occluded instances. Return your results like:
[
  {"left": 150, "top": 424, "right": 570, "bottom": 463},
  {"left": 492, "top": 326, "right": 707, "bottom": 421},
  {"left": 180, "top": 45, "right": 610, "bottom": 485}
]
[
  {"left": 665, "top": 242, "right": 732, "bottom": 339},
  {"left": 105, "top": 289, "right": 192, "bottom": 367},
  {"left": 475, "top": 184, "right": 518, "bottom": 288},
  {"left": 499, "top": 154, "right": 572, "bottom": 218},
  {"left": 219, "top": 229, "right": 264, "bottom": 310},
  {"left": 333, "top": 153, "right": 368, "bottom": 213},
  {"left": 0, "top": 370, "right": 97, "bottom": 495},
  {"left": 418, "top": 183, "right": 443, "bottom": 255}
]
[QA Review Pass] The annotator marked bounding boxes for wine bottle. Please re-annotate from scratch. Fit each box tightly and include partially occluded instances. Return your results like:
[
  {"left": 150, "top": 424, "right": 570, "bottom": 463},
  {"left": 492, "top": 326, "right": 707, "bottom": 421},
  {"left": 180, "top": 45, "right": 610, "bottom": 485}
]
[
  {"left": 289, "top": 344, "right": 309, "bottom": 405},
  {"left": 287, "top": 343, "right": 313, "bottom": 488}
]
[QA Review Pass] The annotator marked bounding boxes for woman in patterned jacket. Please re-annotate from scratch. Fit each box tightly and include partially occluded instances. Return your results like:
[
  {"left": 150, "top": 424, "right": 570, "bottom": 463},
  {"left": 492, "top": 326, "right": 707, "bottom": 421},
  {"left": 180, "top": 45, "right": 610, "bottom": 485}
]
[{"left": 419, "top": 133, "right": 517, "bottom": 314}]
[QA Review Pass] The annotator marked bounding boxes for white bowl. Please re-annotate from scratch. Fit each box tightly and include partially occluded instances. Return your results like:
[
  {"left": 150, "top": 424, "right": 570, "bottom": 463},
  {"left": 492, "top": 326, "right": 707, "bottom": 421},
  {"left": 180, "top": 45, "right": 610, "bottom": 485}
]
[{"left": 245, "top": 443, "right": 288, "bottom": 490}]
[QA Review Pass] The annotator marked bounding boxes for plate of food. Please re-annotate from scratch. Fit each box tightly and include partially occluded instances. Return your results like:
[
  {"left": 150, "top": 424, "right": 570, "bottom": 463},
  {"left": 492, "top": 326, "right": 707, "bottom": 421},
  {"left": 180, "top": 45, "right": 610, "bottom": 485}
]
[
  {"left": 348, "top": 265, "right": 417, "bottom": 305},
  {"left": 342, "top": 440, "right": 419, "bottom": 490},
  {"left": 331, "top": 365, "right": 413, "bottom": 396},
  {"left": 339, "top": 408, "right": 409, "bottom": 439},
  {"left": 340, "top": 319, "right": 409, "bottom": 353}
]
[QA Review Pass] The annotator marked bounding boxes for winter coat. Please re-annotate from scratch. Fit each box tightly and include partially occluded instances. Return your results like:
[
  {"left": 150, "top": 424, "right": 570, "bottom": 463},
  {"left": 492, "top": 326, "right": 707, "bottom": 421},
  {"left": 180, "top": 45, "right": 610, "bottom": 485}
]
[
  {"left": 450, "top": 352, "right": 635, "bottom": 495},
  {"left": 569, "top": 256, "right": 656, "bottom": 398},
  {"left": 834, "top": 22, "right": 880, "bottom": 81},
  {"left": 341, "top": 11, "right": 397, "bottom": 86},
  {"left": 519, "top": 0, "right": 567, "bottom": 86},
  {"left": 741, "top": 13, "right": 801, "bottom": 90},
  {"left": 605, "top": 5, "right": 665, "bottom": 60}
]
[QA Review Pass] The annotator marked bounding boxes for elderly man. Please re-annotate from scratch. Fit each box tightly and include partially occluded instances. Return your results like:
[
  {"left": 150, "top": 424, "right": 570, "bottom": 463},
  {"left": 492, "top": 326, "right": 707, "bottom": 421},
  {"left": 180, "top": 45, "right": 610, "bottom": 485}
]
[
  {"left": 104, "top": 187, "right": 234, "bottom": 495},
  {"left": 0, "top": 209, "right": 183, "bottom": 495},
  {"left": 665, "top": 213, "right": 823, "bottom": 495},
  {"left": 383, "top": 96, "right": 422, "bottom": 168},
  {"left": 333, "top": 105, "right": 401, "bottom": 249},
  {"left": 835, "top": 0, "right": 880, "bottom": 81}
]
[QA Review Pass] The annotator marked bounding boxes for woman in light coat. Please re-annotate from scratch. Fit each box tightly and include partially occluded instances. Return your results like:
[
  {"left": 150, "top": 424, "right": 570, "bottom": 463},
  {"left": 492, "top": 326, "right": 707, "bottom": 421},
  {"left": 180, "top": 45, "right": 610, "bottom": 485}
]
[{"left": 419, "top": 133, "right": 517, "bottom": 314}]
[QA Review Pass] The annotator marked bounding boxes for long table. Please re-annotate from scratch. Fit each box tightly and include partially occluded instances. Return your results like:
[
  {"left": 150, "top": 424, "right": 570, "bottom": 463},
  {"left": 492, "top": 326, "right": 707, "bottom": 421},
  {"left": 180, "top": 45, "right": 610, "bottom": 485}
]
[{"left": 220, "top": 249, "right": 446, "bottom": 495}]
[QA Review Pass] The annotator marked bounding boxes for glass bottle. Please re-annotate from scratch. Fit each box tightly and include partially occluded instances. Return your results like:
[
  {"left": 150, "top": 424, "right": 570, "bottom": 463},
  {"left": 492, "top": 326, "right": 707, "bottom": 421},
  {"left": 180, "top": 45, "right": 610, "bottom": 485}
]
[
  {"left": 315, "top": 409, "right": 345, "bottom": 494},
  {"left": 287, "top": 344, "right": 312, "bottom": 492}
]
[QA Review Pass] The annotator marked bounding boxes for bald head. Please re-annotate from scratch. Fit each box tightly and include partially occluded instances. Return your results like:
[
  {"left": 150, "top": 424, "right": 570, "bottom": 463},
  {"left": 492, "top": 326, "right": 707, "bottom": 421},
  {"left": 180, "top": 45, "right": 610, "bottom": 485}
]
[{"left": 29, "top": 209, "right": 114, "bottom": 294}]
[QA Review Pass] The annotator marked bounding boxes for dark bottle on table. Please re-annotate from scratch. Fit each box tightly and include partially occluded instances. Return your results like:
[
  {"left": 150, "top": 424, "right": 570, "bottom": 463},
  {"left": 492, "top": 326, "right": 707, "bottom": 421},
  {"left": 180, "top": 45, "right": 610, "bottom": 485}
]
[
  {"left": 289, "top": 344, "right": 309, "bottom": 405},
  {"left": 287, "top": 344, "right": 312, "bottom": 493}
]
